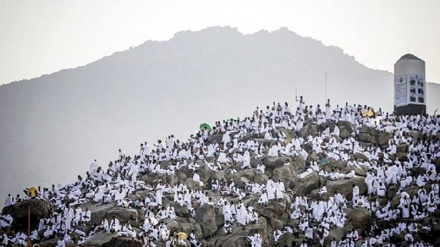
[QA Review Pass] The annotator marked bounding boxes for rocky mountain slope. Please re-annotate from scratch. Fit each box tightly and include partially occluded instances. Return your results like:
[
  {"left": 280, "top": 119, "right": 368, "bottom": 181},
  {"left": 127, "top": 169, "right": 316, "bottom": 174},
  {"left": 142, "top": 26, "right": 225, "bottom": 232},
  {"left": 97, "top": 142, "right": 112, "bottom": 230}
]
[{"left": 1, "top": 100, "right": 439, "bottom": 247}]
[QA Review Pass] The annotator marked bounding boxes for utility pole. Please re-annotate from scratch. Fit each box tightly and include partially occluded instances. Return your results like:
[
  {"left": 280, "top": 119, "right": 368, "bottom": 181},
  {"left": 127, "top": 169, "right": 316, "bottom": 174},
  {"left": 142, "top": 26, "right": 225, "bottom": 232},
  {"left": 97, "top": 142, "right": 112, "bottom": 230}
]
[
  {"left": 325, "top": 72, "right": 328, "bottom": 103},
  {"left": 28, "top": 204, "right": 31, "bottom": 247}
]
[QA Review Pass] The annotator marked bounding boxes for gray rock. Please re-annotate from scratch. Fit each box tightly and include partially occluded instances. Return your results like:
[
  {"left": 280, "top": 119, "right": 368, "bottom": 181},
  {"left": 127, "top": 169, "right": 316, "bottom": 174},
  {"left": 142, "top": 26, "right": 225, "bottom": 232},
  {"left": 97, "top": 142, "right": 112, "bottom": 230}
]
[
  {"left": 231, "top": 169, "right": 255, "bottom": 188},
  {"left": 408, "top": 130, "right": 423, "bottom": 141},
  {"left": 292, "top": 171, "right": 319, "bottom": 196},
  {"left": 299, "top": 123, "right": 318, "bottom": 139},
  {"left": 262, "top": 156, "right": 292, "bottom": 170},
  {"left": 358, "top": 125, "right": 377, "bottom": 145},
  {"left": 215, "top": 206, "right": 225, "bottom": 229},
  {"left": 325, "top": 227, "right": 345, "bottom": 245},
  {"left": 210, "top": 170, "right": 226, "bottom": 183},
  {"left": 179, "top": 222, "right": 203, "bottom": 239},
  {"left": 196, "top": 164, "right": 214, "bottom": 184},
  {"left": 396, "top": 144, "right": 408, "bottom": 153},
  {"left": 195, "top": 204, "right": 218, "bottom": 238},
  {"left": 326, "top": 177, "right": 366, "bottom": 200},
  {"left": 346, "top": 207, "right": 372, "bottom": 232},
  {"left": 336, "top": 121, "right": 355, "bottom": 139},
  {"left": 396, "top": 152, "right": 408, "bottom": 161},
  {"left": 174, "top": 204, "right": 190, "bottom": 217},
  {"left": 163, "top": 218, "right": 180, "bottom": 234},
  {"left": 346, "top": 164, "right": 368, "bottom": 177},
  {"left": 185, "top": 178, "right": 201, "bottom": 189},
  {"left": 272, "top": 165, "right": 293, "bottom": 188},
  {"left": 358, "top": 132, "right": 374, "bottom": 144},
  {"left": 279, "top": 127, "right": 296, "bottom": 144},
  {"left": 277, "top": 232, "right": 296, "bottom": 247},
  {"left": 308, "top": 151, "right": 320, "bottom": 162},
  {"left": 207, "top": 134, "right": 223, "bottom": 144},
  {"left": 102, "top": 237, "right": 142, "bottom": 247},
  {"left": 81, "top": 232, "right": 115, "bottom": 247},
  {"left": 254, "top": 172, "right": 269, "bottom": 185},
  {"left": 208, "top": 233, "right": 249, "bottom": 247},
  {"left": 353, "top": 152, "right": 368, "bottom": 161},
  {"left": 269, "top": 218, "right": 284, "bottom": 230},
  {"left": 2, "top": 198, "right": 53, "bottom": 231},
  {"left": 377, "top": 132, "right": 391, "bottom": 146},
  {"left": 106, "top": 207, "right": 141, "bottom": 226},
  {"left": 38, "top": 237, "right": 61, "bottom": 247}
]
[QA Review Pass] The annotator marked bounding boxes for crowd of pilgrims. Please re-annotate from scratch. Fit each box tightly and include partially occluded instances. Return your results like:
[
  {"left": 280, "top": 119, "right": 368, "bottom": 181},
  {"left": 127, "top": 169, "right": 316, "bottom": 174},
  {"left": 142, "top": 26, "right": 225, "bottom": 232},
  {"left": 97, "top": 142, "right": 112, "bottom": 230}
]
[{"left": 1, "top": 97, "right": 439, "bottom": 247}]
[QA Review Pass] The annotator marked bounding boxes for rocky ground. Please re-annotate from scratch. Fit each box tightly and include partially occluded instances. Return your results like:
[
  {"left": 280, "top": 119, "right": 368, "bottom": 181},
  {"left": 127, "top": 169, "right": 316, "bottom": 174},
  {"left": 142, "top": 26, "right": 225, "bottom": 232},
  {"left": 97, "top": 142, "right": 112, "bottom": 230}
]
[{"left": 1, "top": 118, "right": 440, "bottom": 247}]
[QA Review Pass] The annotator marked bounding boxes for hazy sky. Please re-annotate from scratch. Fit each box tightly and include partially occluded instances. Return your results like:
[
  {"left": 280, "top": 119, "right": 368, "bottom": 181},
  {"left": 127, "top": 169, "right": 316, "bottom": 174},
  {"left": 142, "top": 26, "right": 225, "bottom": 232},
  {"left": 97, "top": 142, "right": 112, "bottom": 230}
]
[{"left": 1, "top": 0, "right": 439, "bottom": 85}]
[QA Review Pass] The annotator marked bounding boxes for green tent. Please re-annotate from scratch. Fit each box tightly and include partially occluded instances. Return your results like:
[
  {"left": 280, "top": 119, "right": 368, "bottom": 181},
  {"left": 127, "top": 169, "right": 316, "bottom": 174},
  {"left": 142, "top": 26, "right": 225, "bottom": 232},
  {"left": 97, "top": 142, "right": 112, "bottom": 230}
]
[{"left": 199, "top": 123, "right": 211, "bottom": 131}]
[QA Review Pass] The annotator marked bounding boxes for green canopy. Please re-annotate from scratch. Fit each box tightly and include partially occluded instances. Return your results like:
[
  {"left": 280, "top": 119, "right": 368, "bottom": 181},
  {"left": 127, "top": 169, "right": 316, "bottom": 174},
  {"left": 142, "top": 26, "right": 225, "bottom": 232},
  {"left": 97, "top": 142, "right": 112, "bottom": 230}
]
[{"left": 199, "top": 123, "right": 211, "bottom": 131}]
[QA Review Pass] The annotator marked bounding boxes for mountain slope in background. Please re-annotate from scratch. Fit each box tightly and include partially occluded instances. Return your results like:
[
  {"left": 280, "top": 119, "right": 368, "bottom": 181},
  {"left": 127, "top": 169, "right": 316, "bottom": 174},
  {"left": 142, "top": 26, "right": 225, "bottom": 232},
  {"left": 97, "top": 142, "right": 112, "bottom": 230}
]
[{"left": 0, "top": 27, "right": 438, "bottom": 201}]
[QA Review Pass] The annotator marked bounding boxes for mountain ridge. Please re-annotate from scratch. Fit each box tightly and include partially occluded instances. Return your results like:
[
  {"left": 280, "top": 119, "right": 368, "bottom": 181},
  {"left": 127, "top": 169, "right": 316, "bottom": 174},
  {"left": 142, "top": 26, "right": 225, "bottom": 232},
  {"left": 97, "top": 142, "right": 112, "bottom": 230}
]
[{"left": 0, "top": 26, "right": 390, "bottom": 88}]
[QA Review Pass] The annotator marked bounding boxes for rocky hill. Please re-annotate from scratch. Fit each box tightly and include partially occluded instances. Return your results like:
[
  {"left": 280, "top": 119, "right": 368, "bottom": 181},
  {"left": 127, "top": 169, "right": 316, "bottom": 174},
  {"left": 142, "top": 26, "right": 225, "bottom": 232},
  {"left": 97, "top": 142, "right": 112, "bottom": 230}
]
[
  {"left": 1, "top": 99, "right": 439, "bottom": 247},
  {"left": 0, "top": 26, "right": 401, "bottom": 202}
]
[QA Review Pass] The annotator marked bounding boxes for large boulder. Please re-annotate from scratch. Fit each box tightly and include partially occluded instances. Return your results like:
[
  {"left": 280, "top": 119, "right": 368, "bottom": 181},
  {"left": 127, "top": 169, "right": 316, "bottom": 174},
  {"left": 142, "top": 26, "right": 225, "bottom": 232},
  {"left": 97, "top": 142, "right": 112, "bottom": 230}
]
[
  {"left": 2, "top": 198, "right": 53, "bottom": 231},
  {"left": 353, "top": 152, "right": 368, "bottom": 162},
  {"left": 299, "top": 123, "right": 318, "bottom": 138},
  {"left": 254, "top": 138, "right": 276, "bottom": 146},
  {"left": 336, "top": 121, "right": 355, "bottom": 139},
  {"left": 81, "top": 232, "right": 116, "bottom": 247},
  {"left": 88, "top": 203, "right": 114, "bottom": 225},
  {"left": 345, "top": 164, "right": 368, "bottom": 177},
  {"left": 272, "top": 165, "right": 293, "bottom": 188},
  {"left": 254, "top": 198, "right": 288, "bottom": 220},
  {"left": 396, "top": 144, "right": 409, "bottom": 153},
  {"left": 179, "top": 221, "right": 203, "bottom": 239},
  {"left": 86, "top": 203, "right": 141, "bottom": 227},
  {"left": 37, "top": 237, "right": 60, "bottom": 247},
  {"left": 262, "top": 156, "right": 292, "bottom": 170},
  {"left": 185, "top": 178, "right": 202, "bottom": 189},
  {"left": 254, "top": 172, "right": 269, "bottom": 185},
  {"left": 140, "top": 172, "right": 177, "bottom": 186},
  {"left": 358, "top": 132, "right": 374, "bottom": 145},
  {"left": 231, "top": 169, "right": 255, "bottom": 188},
  {"left": 358, "top": 125, "right": 377, "bottom": 145},
  {"left": 277, "top": 232, "right": 296, "bottom": 247},
  {"left": 210, "top": 169, "right": 226, "bottom": 183},
  {"left": 195, "top": 204, "right": 218, "bottom": 238},
  {"left": 326, "top": 177, "right": 366, "bottom": 200},
  {"left": 407, "top": 130, "right": 423, "bottom": 141},
  {"left": 207, "top": 134, "right": 223, "bottom": 144},
  {"left": 195, "top": 163, "right": 214, "bottom": 184},
  {"left": 102, "top": 237, "right": 142, "bottom": 247},
  {"left": 377, "top": 132, "right": 391, "bottom": 147},
  {"left": 346, "top": 207, "right": 372, "bottom": 231},
  {"left": 174, "top": 204, "right": 190, "bottom": 217},
  {"left": 325, "top": 227, "right": 345, "bottom": 246},
  {"left": 292, "top": 171, "right": 320, "bottom": 196},
  {"left": 208, "top": 233, "right": 249, "bottom": 247},
  {"left": 279, "top": 127, "right": 296, "bottom": 143},
  {"left": 291, "top": 157, "right": 307, "bottom": 172},
  {"left": 106, "top": 207, "right": 141, "bottom": 225},
  {"left": 358, "top": 125, "right": 391, "bottom": 148}
]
